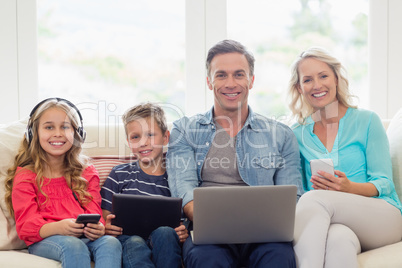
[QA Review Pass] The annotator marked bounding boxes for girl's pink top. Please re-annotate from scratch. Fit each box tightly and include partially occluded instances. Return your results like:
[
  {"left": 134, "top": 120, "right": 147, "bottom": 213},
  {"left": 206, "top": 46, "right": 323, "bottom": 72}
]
[{"left": 12, "top": 165, "right": 104, "bottom": 246}]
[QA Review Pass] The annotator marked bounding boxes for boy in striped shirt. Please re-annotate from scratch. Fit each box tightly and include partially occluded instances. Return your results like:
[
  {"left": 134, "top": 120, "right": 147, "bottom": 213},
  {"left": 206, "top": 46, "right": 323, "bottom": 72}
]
[{"left": 101, "top": 103, "right": 188, "bottom": 268}]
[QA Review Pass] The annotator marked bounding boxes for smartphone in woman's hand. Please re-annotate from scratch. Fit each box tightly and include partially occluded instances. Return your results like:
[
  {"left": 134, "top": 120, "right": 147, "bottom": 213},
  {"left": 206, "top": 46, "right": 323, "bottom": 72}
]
[{"left": 310, "top": 159, "right": 334, "bottom": 179}]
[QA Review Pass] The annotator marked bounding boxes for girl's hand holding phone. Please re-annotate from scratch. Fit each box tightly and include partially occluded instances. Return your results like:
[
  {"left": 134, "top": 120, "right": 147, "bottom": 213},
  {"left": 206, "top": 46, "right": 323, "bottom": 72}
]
[
  {"left": 83, "top": 222, "right": 105, "bottom": 241},
  {"left": 45, "top": 219, "right": 85, "bottom": 238}
]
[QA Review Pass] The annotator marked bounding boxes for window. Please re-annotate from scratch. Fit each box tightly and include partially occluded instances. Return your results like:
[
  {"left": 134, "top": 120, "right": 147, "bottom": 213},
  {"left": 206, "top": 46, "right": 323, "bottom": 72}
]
[
  {"left": 228, "top": 0, "right": 369, "bottom": 120},
  {"left": 35, "top": 0, "right": 368, "bottom": 124},
  {"left": 37, "top": 0, "right": 185, "bottom": 124}
]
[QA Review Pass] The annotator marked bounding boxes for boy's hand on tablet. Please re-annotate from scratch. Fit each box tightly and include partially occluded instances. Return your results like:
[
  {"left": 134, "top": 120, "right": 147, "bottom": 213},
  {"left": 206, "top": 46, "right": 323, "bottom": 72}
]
[
  {"left": 105, "top": 214, "right": 123, "bottom": 237},
  {"left": 175, "top": 224, "right": 188, "bottom": 243}
]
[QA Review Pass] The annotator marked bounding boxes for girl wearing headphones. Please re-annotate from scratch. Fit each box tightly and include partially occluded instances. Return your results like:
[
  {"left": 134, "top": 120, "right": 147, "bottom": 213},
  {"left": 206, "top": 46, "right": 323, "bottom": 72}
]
[{"left": 4, "top": 98, "right": 122, "bottom": 268}]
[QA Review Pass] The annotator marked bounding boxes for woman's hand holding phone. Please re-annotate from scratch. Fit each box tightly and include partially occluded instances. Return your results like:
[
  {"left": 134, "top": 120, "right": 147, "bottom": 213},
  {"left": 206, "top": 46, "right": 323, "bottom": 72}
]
[
  {"left": 310, "top": 159, "right": 355, "bottom": 192},
  {"left": 310, "top": 159, "right": 334, "bottom": 179},
  {"left": 310, "top": 159, "right": 335, "bottom": 190}
]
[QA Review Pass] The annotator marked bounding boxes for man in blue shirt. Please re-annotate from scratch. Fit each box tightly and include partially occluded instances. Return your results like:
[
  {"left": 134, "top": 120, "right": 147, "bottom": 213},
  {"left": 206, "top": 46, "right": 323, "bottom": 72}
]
[{"left": 166, "top": 39, "right": 303, "bottom": 267}]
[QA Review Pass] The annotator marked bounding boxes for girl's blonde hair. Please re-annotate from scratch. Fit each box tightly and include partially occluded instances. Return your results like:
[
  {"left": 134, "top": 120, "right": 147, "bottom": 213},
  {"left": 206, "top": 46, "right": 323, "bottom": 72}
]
[
  {"left": 288, "top": 47, "right": 357, "bottom": 124},
  {"left": 4, "top": 99, "right": 92, "bottom": 217}
]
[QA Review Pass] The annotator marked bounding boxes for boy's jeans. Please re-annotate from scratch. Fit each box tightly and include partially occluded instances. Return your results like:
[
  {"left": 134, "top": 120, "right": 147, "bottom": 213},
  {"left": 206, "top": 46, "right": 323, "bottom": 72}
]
[
  {"left": 29, "top": 235, "right": 122, "bottom": 268},
  {"left": 117, "top": 226, "right": 182, "bottom": 268}
]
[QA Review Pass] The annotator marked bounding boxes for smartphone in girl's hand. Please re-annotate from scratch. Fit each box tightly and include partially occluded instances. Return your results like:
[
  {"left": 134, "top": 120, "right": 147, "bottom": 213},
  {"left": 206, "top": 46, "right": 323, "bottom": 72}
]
[{"left": 75, "top": 214, "right": 101, "bottom": 226}]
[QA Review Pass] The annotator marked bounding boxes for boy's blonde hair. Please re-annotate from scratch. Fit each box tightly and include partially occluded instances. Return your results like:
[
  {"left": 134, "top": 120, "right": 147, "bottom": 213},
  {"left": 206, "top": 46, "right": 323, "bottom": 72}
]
[
  {"left": 288, "top": 47, "right": 357, "bottom": 124},
  {"left": 4, "top": 99, "right": 91, "bottom": 217},
  {"left": 122, "top": 103, "right": 168, "bottom": 137}
]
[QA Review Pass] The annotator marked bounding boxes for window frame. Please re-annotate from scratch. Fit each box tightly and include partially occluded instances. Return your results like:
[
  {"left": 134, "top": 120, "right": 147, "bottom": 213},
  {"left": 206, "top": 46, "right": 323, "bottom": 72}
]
[
  {"left": 0, "top": 0, "right": 37, "bottom": 123},
  {"left": 1, "top": 0, "right": 400, "bottom": 123}
]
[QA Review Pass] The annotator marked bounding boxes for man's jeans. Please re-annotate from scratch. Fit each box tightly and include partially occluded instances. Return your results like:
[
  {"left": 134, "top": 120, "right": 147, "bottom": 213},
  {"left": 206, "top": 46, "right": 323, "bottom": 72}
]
[
  {"left": 28, "top": 235, "right": 122, "bottom": 268},
  {"left": 117, "top": 226, "right": 182, "bottom": 268},
  {"left": 183, "top": 232, "right": 296, "bottom": 268}
]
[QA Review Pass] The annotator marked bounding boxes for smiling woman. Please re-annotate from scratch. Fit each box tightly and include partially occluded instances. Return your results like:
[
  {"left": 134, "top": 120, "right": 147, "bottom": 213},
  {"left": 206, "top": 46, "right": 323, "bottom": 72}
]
[
  {"left": 297, "top": 57, "right": 339, "bottom": 111},
  {"left": 288, "top": 47, "right": 357, "bottom": 124},
  {"left": 289, "top": 46, "right": 402, "bottom": 268}
]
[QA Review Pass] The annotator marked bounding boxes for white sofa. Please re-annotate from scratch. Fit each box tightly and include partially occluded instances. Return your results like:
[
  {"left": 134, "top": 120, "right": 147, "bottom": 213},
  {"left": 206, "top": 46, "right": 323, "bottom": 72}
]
[{"left": 1, "top": 110, "right": 402, "bottom": 267}]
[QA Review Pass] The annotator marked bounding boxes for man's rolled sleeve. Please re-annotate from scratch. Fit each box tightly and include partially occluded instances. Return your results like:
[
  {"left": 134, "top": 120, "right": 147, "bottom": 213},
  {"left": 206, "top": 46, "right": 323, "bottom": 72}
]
[
  {"left": 167, "top": 118, "right": 200, "bottom": 207},
  {"left": 274, "top": 127, "right": 304, "bottom": 199}
]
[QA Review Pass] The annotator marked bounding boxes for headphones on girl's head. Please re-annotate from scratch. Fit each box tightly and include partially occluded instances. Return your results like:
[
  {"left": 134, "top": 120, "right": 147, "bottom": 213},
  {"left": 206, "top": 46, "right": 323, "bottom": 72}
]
[{"left": 25, "top": 97, "right": 86, "bottom": 144}]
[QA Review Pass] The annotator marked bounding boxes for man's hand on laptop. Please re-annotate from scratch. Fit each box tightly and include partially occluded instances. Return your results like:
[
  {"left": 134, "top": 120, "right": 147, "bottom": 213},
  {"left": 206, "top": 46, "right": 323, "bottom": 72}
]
[
  {"left": 183, "top": 201, "right": 194, "bottom": 222},
  {"left": 104, "top": 214, "right": 123, "bottom": 237}
]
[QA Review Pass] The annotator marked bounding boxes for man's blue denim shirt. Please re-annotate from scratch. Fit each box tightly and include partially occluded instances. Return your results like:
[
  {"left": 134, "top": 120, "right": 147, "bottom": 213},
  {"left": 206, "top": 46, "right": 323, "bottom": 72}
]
[{"left": 166, "top": 106, "right": 304, "bottom": 207}]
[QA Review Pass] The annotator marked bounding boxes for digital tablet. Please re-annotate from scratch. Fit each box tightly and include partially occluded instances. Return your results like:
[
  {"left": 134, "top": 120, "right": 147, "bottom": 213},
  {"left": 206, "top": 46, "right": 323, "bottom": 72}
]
[{"left": 111, "top": 194, "right": 182, "bottom": 238}]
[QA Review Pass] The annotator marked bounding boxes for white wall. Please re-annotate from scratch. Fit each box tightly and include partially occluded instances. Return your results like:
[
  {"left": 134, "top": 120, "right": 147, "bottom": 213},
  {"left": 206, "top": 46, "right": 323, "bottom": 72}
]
[
  {"left": 1, "top": 0, "right": 402, "bottom": 123},
  {"left": 0, "top": 0, "right": 37, "bottom": 124},
  {"left": 0, "top": 0, "right": 19, "bottom": 122},
  {"left": 369, "top": 0, "right": 402, "bottom": 119},
  {"left": 185, "top": 0, "right": 226, "bottom": 116}
]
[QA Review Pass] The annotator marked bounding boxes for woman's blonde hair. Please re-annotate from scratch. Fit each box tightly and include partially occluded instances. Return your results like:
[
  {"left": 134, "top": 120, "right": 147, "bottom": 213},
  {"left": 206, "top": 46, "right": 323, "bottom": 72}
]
[
  {"left": 288, "top": 47, "right": 357, "bottom": 124},
  {"left": 4, "top": 99, "right": 91, "bottom": 217}
]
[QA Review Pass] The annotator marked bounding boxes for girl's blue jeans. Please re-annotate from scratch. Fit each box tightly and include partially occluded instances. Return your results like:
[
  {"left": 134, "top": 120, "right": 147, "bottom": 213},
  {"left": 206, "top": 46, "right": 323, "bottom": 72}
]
[{"left": 28, "top": 235, "right": 122, "bottom": 268}]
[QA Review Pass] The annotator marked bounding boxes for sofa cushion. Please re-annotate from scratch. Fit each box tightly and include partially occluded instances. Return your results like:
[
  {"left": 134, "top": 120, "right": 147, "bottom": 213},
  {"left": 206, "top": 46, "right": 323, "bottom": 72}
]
[
  {"left": 0, "top": 119, "right": 28, "bottom": 250},
  {"left": 387, "top": 108, "right": 402, "bottom": 202},
  {"left": 357, "top": 241, "right": 402, "bottom": 268},
  {"left": 0, "top": 250, "right": 62, "bottom": 267},
  {"left": 91, "top": 156, "right": 134, "bottom": 187},
  {"left": 81, "top": 125, "right": 131, "bottom": 157}
]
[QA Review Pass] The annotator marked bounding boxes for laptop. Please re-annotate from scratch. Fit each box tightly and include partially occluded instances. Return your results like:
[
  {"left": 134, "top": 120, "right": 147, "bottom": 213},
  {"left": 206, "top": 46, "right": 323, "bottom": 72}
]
[
  {"left": 111, "top": 193, "right": 182, "bottom": 238},
  {"left": 192, "top": 185, "right": 297, "bottom": 244}
]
